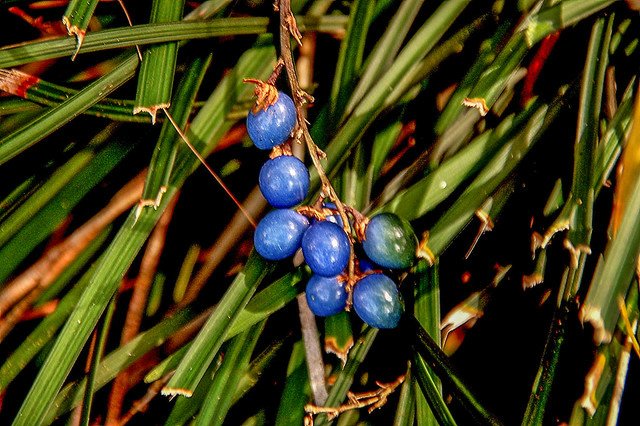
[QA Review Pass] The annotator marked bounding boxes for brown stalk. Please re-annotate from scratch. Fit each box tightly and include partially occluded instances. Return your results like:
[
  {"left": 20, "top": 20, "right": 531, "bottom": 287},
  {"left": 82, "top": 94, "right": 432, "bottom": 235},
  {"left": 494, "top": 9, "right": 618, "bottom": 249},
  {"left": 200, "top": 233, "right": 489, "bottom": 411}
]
[
  {"left": 105, "top": 195, "right": 178, "bottom": 425},
  {"left": 117, "top": 373, "right": 173, "bottom": 426},
  {"left": 117, "top": 308, "right": 214, "bottom": 424},
  {"left": 277, "top": 0, "right": 356, "bottom": 294},
  {"left": 288, "top": 1, "right": 330, "bottom": 407},
  {"left": 0, "top": 173, "right": 145, "bottom": 342},
  {"left": 305, "top": 374, "right": 406, "bottom": 422},
  {"left": 297, "top": 294, "right": 328, "bottom": 405}
]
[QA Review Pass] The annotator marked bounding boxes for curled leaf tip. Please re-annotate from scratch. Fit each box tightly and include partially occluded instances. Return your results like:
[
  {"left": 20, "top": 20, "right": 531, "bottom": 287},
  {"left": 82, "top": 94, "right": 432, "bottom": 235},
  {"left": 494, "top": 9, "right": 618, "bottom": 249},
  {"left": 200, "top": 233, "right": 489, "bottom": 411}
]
[
  {"left": 579, "top": 306, "right": 612, "bottom": 345},
  {"left": 62, "top": 17, "right": 85, "bottom": 61},
  {"left": 541, "top": 219, "right": 570, "bottom": 248},
  {"left": 324, "top": 336, "right": 353, "bottom": 367},
  {"left": 160, "top": 387, "right": 193, "bottom": 398},
  {"left": 578, "top": 354, "right": 606, "bottom": 417},
  {"left": 133, "top": 104, "right": 170, "bottom": 125},
  {"left": 522, "top": 273, "right": 543, "bottom": 289},
  {"left": 462, "top": 97, "right": 489, "bottom": 116},
  {"left": 563, "top": 240, "right": 591, "bottom": 269},
  {"left": 243, "top": 78, "right": 280, "bottom": 112}
]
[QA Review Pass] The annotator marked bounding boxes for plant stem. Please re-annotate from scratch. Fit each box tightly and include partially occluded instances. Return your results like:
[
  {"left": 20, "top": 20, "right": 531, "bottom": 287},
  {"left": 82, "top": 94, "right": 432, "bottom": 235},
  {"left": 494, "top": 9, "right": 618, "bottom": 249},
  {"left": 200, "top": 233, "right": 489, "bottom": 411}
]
[{"left": 277, "top": 0, "right": 356, "bottom": 291}]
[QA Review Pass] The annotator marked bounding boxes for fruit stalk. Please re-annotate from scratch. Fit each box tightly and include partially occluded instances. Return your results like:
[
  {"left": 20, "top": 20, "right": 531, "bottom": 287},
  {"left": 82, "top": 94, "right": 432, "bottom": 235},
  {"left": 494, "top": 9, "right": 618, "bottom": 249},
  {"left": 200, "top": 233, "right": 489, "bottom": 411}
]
[{"left": 277, "top": 0, "right": 357, "bottom": 293}]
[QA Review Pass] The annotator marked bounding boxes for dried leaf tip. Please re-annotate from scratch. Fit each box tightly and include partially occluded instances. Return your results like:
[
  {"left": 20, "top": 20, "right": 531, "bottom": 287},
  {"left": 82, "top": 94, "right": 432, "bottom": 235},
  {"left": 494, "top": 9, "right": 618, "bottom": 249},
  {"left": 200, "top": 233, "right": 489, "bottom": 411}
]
[
  {"left": 579, "top": 305, "right": 612, "bottom": 344},
  {"left": 160, "top": 387, "right": 193, "bottom": 398},
  {"left": 578, "top": 353, "right": 606, "bottom": 417},
  {"left": 133, "top": 104, "right": 170, "bottom": 125},
  {"left": 243, "top": 78, "right": 280, "bottom": 112},
  {"left": 417, "top": 232, "right": 435, "bottom": 265},
  {"left": 0, "top": 69, "right": 40, "bottom": 98},
  {"left": 324, "top": 336, "right": 353, "bottom": 367},
  {"left": 462, "top": 97, "right": 489, "bottom": 116},
  {"left": 61, "top": 17, "right": 85, "bottom": 61}
]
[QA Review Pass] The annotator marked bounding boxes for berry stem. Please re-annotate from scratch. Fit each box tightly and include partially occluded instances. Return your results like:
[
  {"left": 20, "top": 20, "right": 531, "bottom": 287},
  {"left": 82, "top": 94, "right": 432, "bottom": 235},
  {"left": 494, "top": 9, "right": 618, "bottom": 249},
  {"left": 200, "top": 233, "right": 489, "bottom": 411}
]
[{"left": 277, "top": 0, "right": 356, "bottom": 293}]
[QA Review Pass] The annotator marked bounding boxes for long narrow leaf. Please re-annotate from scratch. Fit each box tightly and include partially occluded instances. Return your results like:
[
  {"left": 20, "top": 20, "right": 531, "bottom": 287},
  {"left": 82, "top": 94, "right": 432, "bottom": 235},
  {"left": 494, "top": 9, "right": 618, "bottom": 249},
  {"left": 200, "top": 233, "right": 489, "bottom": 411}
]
[
  {"left": 0, "top": 53, "right": 139, "bottom": 165},
  {"left": 0, "top": 16, "right": 347, "bottom": 69},
  {"left": 134, "top": 0, "right": 185, "bottom": 121},
  {"left": 162, "top": 252, "right": 273, "bottom": 396},
  {"left": 195, "top": 322, "right": 265, "bottom": 425},
  {"left": 44, "top": 308, "right": 197, "bottom": 422}
]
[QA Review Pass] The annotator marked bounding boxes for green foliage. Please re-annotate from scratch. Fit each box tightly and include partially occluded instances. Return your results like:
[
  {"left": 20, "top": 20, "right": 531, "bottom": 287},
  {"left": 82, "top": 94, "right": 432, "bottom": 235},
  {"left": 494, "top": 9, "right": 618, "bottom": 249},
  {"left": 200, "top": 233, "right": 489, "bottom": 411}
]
[{"left": 0, "top": 1, "right": 638, "bottom": 425}]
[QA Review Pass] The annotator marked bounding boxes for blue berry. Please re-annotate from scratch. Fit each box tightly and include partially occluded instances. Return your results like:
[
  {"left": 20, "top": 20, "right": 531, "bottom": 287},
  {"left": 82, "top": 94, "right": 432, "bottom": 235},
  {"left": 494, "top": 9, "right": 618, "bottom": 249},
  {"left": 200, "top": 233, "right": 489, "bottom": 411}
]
[
  {"left": 247, "top": 92, "right": 296, "bottom": 150},
  {"left": 302, "top": 220, "right": 350, "bottom": 277},
  {"left": 362, "top": 213, "right": 417, "bottom": 269},
  {"left": 254, "top": 209, "right": 309, "bottom": 260},
  {"left": 352, "top": 273, "right": 402, "bottom": 329},
  {"left": 259, "top": 155, "right": 309, "bottom": 208},
  {"left": 305, "top": 275, "right": 347, "bottom": 317}
]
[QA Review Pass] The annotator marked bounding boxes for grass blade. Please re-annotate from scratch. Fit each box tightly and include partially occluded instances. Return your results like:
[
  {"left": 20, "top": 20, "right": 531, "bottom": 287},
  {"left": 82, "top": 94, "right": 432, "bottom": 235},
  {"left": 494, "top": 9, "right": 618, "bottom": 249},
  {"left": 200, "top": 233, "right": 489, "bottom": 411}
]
[
  {"left": 0, "top": 123, "right": 112, "bottom": 248},
  {"left": 581, "top": 85, "right": 640, "bottom": 344},
  {"left": 328, "top": 0, "right": 374, "bottom": 124},
  {"left": 162, "top": 252, "right": 274, "bottom": 396},
  {"left": 145, "top": 269, "right": 305, "bottom": 384},
  {"left": 63, "top": 0, "right": 100, "bottom": 48},
  {"left": 312, "top": 0, "right": 472, "bottom": 190},
  {"left": 164, "top": 353, "right": 222, "bottom": 425},
  {"left": 522, "top": 18, "right": 613, "bottom": 423},
  {"left": 435, "top": 21, "right": 511, "bottom": 135},
  {"left": 411, "top": 318, "right": 500, "bottom": 425},
  {"left": 566, "top": 15, "right": 611, "bottom": 250},
  {"left": 314, "top": 327, "right": 378, "bottom": 426},
  {"left": 233, "top": 336, "right": 287, "bottom": 404},
  {"left": 276, "top": 341, "right": 311, "bottom": 425},
  {"left": 0, "top": 133, "right": 133, "bottom": 282},
  {"left": 394, "top": 365, "right": 416, "bottom": 426},
  {"left": 0, "top": 16, "right": 347, "bottom": 69},
  {"left": 226, "top": 268, "right": 304, "bottom": 341},
  {"left": 0, "top": 70, "right": 150, "bottom": 123},
  {"left": 195, "top": 322, "right": 265, "bottom": 425},
  {"left": 413, "top": 262, "right": 441, "bottom": 426},
  {"left": 0, "top": 53, "right": 139, "bottom": 165},
  {"left": 134, "top": 0, "right": 185, "bottom": 122},
  {"left": 344, "top": 0, "right": 425, "bottom": 117},
  {"left": 521, "top": 307, "right": 567, "bottom": 426},
  {"left": 324, "top": 312, "right": 354, "bottom": 366},
  {"left": 412, "top": 354, "right": 457, "bottom": 426},
  {"left": 525, "top": 0, "right": 616, "bottom": 46},
  {"left": 141, "top": 53, "right": 212, "bottom": 203},
  {"left": 424, "top": 104, "right": 550, "bottom": 258},
  {"left": 350, "top": 0, "right": 470, "bottom": 118},
  {"left": 0, "top": 264, "right": 95, "bottom": 391},
  {"left": 44, "top": 308, "right": 197, "bottom": 422},
  {"left": 79, "top": 295, "right": 116, "bottom": 426},
  {"left": 381, "top": 102, "right": 540, "bottom": 220}
]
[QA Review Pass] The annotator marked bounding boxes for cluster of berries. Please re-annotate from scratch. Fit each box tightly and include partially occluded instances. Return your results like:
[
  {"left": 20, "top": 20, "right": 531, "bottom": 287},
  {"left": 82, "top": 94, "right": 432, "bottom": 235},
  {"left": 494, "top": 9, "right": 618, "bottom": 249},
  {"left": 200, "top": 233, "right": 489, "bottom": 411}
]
[{"left": 246, "top": 83, "right": 417, "bottom": 329}]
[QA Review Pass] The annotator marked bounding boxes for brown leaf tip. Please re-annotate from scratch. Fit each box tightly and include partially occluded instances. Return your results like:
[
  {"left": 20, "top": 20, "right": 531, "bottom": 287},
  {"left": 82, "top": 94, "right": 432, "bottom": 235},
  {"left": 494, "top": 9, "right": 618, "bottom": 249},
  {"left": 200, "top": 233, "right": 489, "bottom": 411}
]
[
  {"left": 0, "top": 69, "right": 40, "bottom": 98},
  {"left": 243, "top": 78, "right": 279, "bottom": 112},
  {"left": 462, "top": 97, "right": 489, "bottom": 116},
  {"left": 324, "top": 336, "right": 354, "bottom": 368},
  {"left": 160, "top": 387, "right": 193, "bottom": 398},
  {"left": 522, "top": 273, "right": 543, "bottom": 289},
  {"left": 579, "top": 306, "right": 612, "bottom": 345}
]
